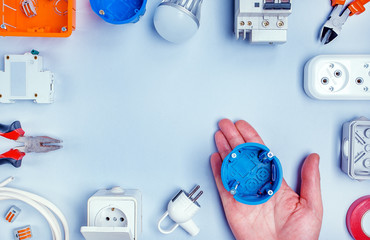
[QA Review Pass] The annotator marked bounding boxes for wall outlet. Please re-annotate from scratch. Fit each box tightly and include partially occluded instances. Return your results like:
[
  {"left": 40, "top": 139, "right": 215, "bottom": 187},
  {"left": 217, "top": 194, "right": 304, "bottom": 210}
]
[
  {"left": 304, "top": 55, "right": 370, "bottom": 100},
  {"left": 81, "top": 187, "right": 142, "bottom": 240}
]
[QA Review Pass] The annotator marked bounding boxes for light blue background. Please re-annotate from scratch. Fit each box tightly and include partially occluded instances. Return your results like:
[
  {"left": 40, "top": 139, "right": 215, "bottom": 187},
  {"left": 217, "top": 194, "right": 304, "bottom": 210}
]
[{"left": 0, "top": 0, "right": 370, "bottom": 239}]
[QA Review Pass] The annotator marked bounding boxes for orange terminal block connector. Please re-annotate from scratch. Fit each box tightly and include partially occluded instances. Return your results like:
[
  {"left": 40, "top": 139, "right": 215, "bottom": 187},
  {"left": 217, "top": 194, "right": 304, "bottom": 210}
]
[
  {"left": 0, "top": 0, "right": 76, "bottom": 37},
  {"left": 5, "top": 206, "right": 21, "bottom": 223},
  {"left": 14, "top": 225, "right": 32, "bottom": 240}
]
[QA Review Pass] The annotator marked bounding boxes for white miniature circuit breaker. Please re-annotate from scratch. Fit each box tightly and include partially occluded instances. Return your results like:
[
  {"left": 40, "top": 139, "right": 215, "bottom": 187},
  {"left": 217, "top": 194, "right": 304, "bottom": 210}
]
[
  {"left": 235, "top": 0, "right": 292, "bottom": 44},
  {"left": 0, "top": 52, "right": 54, "bottom": 103},
  {"left": 342, "top": 117, "right": 370, "bottom": 180}
]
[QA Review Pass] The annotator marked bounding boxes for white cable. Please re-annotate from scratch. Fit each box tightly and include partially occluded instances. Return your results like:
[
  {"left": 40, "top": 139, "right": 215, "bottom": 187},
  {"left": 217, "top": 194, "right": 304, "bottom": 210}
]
[{"left": 0, "top": 176, "right": 69, "bottom": 240}]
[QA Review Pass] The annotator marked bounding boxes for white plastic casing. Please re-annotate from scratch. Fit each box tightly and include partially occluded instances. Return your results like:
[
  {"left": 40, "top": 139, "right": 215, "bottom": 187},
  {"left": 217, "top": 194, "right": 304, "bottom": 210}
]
[
  {"left": 304, "top": 55, "right": 370, "bottom": 100},
  {"left": 235, "top": 0, "right": 292, "bottom": 44},
  {"left": 81, "top": 187, "right": 142, "bottom": 240},
  {"left": 0, "top": 53, "right": 54, "bottom": 103},
  {"left": 342, "top": 117, "right": 370, "bottom": 180}
]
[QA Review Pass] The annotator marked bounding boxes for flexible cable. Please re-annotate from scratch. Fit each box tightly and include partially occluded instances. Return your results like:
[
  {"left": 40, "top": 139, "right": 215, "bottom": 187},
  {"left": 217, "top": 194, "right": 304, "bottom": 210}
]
[{"left": 0, "top": 176, "right": 69, "bottom": 240}]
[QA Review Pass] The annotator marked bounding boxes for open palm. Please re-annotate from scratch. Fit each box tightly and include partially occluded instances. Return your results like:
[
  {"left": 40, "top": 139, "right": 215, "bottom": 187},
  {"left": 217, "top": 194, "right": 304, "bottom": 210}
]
[{"left": 210, "top": 119, "right": 323, "bottom": 240}]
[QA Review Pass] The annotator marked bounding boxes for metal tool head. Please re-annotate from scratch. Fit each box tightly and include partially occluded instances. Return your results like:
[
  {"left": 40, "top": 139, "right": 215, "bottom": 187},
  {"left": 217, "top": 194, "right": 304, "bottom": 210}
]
[
  {"left": 320, "top": 5, "right": 351, "bottom": 44},
  {"left": 15, "top": 136, "right": 62, "bottom": 153}
]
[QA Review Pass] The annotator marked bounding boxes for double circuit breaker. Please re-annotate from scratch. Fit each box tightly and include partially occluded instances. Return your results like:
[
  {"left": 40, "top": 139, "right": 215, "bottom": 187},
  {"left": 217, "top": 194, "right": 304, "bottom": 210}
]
[{"left": 235, "top": 0, "right": 292, "bottom": 44}]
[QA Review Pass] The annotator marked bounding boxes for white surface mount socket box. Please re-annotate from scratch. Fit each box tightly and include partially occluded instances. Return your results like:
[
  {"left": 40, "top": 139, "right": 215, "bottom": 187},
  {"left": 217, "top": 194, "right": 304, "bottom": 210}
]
[
  {"left": 304, "top": 55, "right": 370, "bottom": 100},
  {"left": 235, "top": 0, "right": 292, "bottom": 44},
  {"left": 81, "top": 187, "right": 142, "bottom": 240},
  {"left": 0, "top": 52, "right": 54, "bottom": 103},
  {"left": 342, "top": 117, "right": 370, "bottom": 180}
]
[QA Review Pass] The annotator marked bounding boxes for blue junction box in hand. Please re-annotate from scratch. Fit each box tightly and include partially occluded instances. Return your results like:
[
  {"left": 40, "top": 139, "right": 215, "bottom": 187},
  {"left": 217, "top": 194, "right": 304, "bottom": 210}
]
[{"left": 221, "top": 143, "right": 283, "bottom": 205}]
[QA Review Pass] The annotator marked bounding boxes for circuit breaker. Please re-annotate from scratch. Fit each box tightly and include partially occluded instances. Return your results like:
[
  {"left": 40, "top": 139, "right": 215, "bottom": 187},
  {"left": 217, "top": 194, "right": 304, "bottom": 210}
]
[{"left": 235, "top": 0, "right": 292, "bottom": 44}]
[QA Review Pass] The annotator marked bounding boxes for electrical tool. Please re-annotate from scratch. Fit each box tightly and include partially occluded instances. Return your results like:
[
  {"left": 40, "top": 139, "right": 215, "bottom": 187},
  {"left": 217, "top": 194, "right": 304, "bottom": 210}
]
[
  {"left": 0, "top": 121, "right": 62, "bottom": 168},
  {"left": 320, "top": 0, "right": 369, "bottom": 44}
]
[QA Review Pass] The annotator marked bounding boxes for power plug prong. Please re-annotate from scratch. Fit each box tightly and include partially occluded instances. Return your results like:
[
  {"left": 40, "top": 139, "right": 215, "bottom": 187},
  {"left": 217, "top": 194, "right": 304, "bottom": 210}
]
[
  {"left": 192, "top": 190, "right": 203, "bottom": 203},
  {"left": 188, "top": 185, "right": 200, "bottom": 198}
]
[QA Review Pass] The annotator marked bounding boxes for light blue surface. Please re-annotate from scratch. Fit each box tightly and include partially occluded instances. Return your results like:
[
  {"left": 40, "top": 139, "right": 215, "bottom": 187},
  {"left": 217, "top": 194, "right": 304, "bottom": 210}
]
[{"left": 0, "top": 0, "right": 370, "bottom": 239}]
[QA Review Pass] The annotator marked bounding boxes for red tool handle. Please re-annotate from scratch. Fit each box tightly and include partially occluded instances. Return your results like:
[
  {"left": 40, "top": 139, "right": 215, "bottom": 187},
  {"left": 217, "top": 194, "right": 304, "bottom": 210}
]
[
  {"left": 0, "top": 121, "right": 25, "bottom": 140},
  {"left": 0, "top": 149, "right": 25, "bottom": 168},
  {"left": 348, "top": 0, "right": 369, "bottom": 15}
]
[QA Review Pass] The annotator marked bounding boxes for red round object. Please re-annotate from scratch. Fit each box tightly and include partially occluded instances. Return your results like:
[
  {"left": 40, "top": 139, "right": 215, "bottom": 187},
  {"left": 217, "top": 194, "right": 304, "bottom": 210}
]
[{"left": 346, "top": 195, "right": 370, "bottom": 240}]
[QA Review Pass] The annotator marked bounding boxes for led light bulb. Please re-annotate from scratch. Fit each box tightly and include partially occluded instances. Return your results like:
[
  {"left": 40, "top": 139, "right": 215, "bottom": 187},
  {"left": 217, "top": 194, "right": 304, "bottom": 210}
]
[{"left": 154, "top": 0, "right": 203, "bottom": 43}]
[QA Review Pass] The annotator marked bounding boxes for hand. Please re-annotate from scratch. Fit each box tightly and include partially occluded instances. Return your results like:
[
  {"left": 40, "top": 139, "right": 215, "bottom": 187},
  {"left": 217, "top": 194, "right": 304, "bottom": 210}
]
[{"left": 210, "top": 119, "right": 323, "bottom": 240}]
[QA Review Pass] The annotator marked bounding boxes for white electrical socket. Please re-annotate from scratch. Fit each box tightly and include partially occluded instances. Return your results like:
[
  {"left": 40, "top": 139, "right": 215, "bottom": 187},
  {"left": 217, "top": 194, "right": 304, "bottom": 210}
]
[
  {"left": 81, "top": 187, "right": 142, "bottom": 240},
  {"left": 304, "top": 55, "right": 370, "bottom": 100}
]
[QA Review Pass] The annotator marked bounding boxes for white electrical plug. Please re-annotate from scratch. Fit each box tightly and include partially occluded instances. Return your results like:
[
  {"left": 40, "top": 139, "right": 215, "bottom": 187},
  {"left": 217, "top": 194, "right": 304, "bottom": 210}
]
[
  {"left": 158, "top": 185, "right": 203, "bottom": 236},
  {"left": 80, "top": 187, "right": 141, "bottom": 240}
]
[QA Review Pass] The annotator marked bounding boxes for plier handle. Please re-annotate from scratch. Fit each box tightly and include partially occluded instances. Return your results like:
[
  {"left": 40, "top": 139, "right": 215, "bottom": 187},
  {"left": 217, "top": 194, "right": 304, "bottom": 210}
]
[
  {"left": 346, "top": 0, "right": 369, "bottom": 15},
  {"left": 332, "top": 0, "right": 369, "bottom": 14},
  {"left": 0, "top": 121, "right": 62, "bottom": 168}
]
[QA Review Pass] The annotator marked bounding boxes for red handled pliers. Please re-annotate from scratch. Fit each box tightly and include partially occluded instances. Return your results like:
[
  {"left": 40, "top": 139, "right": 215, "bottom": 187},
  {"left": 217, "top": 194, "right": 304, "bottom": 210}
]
[
  {"left": 0, "top": 121, "right": 62, "bottom": 168},
  {"left": 320, "top": 0, "right": 369, "bottom": 44}
]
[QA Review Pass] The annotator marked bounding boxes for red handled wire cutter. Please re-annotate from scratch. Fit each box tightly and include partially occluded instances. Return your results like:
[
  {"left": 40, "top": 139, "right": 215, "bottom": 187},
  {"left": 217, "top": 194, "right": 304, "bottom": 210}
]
[
  {"left": 0, "top": 121, "right": 62, "bottom": 168},
  {"left": 320, "top": 0, "right": 369, "bottom": 44}
]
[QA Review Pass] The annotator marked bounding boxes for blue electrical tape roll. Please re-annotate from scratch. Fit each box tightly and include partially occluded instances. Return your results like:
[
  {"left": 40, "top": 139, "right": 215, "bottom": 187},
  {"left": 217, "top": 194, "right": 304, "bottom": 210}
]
[
  {"left": 221, "top": 143, "right": 283, "bottom": 205},
  {"left": 90, "top": 0, "right": 147, "bottom": 24}
]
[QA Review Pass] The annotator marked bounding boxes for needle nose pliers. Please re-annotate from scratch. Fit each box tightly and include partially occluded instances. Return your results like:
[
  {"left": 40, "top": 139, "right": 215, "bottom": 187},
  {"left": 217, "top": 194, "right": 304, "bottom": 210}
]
[
  {"left": 320, "top": 0, "right": 369, "bottom": 44},
  {"left": 0, "top": 121, "right": 62, "bottom": 168}
]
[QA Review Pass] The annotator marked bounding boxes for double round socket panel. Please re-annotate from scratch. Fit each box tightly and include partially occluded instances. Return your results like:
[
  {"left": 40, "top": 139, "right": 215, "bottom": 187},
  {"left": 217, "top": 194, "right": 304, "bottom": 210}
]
[{"left": 304, "top": 55, "right": 370, "bottom": 100}]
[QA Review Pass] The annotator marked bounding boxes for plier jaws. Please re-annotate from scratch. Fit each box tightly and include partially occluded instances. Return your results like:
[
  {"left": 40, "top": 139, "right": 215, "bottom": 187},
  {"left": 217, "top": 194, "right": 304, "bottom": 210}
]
[
  {"left": 320, "top": 5, "right": 351, "bottom": 44},
  {"left": 0, "top": 121, "right": 62, "bottom": 168},
  {"left": 320, "top": 0, "right": 369, "bottom": 44},
  {"left": 15, "top": 136, "right": 63, "bottom": 153}
]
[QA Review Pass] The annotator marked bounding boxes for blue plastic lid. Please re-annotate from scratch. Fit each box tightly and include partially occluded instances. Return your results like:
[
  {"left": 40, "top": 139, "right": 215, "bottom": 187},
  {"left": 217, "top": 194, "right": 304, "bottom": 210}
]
[
  {"left": 221, "top": 143, "right": 283, "bottom": 205},
  {"left": 90, "top": 0, "right": 147, "bottom": 24}
]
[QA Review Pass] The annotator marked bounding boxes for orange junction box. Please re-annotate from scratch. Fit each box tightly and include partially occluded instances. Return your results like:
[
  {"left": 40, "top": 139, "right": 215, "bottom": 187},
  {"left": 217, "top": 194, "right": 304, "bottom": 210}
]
[{"left": 0, "top": 0, "right": 76, "bottom": 37}]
